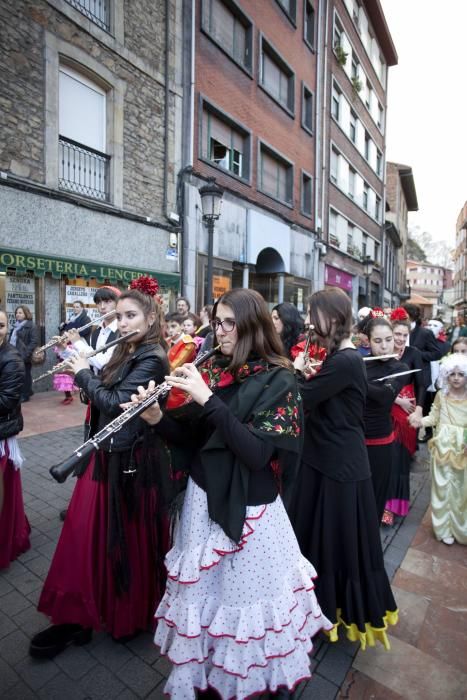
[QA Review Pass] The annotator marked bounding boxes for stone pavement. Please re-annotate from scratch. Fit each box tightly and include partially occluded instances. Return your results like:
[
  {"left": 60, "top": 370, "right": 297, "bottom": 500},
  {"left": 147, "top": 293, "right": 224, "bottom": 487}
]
[{"left": 0, "top": 392, "right": 451, "bottom": 700}]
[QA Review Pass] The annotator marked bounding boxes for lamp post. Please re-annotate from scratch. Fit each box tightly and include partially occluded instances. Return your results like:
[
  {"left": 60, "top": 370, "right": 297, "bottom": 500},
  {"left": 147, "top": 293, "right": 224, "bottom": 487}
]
[
  {"left": 199, "top": 177, "right": 223, "bottom": 305},
  {"left": 363, "top": 256, "right": 374, "bottom": 307}
]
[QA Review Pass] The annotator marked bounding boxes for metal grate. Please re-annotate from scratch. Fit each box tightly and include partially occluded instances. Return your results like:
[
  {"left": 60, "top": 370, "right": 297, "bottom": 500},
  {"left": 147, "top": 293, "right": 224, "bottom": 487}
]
[
  {"left": 65, "top": 0, "right": 110, "bottom": 31},
  {"left": 59, "top": 136, "right": 110, "bottom": 202}
]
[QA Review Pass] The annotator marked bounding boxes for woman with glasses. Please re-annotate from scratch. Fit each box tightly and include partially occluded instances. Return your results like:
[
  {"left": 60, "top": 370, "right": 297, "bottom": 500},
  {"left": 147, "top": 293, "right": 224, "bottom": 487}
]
[{"left": 134, "top": 288, "right": 331, "bottom": 700}]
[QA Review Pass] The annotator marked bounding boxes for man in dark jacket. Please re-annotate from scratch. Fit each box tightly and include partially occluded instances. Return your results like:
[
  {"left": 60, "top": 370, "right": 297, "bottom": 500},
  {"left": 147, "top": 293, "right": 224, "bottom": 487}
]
[{"left": 402, "top": 304, "right": 442, "bottom": 389}]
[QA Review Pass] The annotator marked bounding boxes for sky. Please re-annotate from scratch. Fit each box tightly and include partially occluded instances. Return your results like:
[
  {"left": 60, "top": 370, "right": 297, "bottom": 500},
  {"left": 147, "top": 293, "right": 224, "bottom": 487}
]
[{"left": 379, "top": 0, "right": 466, "bottom": 247}]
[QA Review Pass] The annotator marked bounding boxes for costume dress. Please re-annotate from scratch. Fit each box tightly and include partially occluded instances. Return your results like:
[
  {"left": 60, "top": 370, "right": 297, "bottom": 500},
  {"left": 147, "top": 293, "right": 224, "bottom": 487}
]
[
  {"left": 288, "top": 348, "right": 398, "bottom": 649},
  {"left": 385, "top": 347, "right": 425, "bottom": 518},
  {"left": 364, "top": 358, "right": 409, "bottom": 521},
  {"left": 52, "top": 345, "right": 78, "bottom": 393},
  {"left": 0, "top": 342, "right": 30, "bottom": 569},
  {"left": 422, "top": 392, "right": 467, "bottom": 543},
  {"left": 152, "top": 358, "right": 331, "bottom": 699},
  {"left": 37, "top": 343, "right": 170, "bottom": 638}
]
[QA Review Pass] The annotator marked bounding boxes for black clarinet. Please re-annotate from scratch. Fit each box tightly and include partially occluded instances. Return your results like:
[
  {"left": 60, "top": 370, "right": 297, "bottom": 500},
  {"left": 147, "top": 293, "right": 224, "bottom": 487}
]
[{"left": 49, "top": 345, "right": 220, "bottom": 483}]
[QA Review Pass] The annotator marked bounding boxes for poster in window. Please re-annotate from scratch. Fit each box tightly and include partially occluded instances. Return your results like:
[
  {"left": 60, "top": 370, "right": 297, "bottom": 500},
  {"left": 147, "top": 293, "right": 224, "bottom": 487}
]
[{"left": 5, "top": 271, "right": 35, "bottom": 327}]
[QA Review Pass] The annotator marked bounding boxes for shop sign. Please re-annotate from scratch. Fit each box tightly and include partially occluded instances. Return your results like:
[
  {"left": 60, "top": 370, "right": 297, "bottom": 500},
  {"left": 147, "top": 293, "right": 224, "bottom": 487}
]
[
  {"left": 325, "top": 265, "right": 353, "bottom": 292},
  {"left": 0, "top": 248, "right": 179, "bottom": 289},
  {"left": 212, "top": 275, "right": 231, "bottom": 299}
]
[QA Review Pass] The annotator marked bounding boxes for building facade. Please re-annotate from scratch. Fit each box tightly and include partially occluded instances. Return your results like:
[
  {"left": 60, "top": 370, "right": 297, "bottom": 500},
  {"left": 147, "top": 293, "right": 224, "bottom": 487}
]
[
  {"left": 453, "top": 201, "right": 467, "bottom": 321},
  {"left": 406, "top": 259, "right": 452, "bottom": 319},
  {"left": 179, "top": 0, "right": 324, "bottom": 313},
  {"left": 384, "top": 161, "right": 418, "bottom": 309},
  {"left": 0, "top": 0, "right": 182, "bottom": 358},
  {"left": 318, "top": 0, "right": 397, "bottom": 309}
]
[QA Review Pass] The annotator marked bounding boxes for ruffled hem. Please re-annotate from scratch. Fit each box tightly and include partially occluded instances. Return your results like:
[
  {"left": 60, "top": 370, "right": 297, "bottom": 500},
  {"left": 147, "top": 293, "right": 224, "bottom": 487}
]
[
  {"left": 165, "top": 504, "right": 267, "bottom": 585},
  {"left": 429, "top": 442, "right": 466, "bottom": 470},
  {"left": 325, "top": 608, "right": 399, "bottom": 651}
]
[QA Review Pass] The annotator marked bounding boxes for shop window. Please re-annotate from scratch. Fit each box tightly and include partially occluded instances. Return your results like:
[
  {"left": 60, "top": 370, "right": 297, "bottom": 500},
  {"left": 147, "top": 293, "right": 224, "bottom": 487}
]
[
  {"left": 258, "top": 143, "right": 293, "bottom": 205},
  {"left": 201, "top": 0, "right": 253, "bottom": 72},
  {"left": 59, "top": 65, "right": 109, "bottom": 201},
  {"left": 260, "top": 37, "right": 295, "bottom": 115},
  {"left": 201, "top": 101, "right": 250, "bottom": 180}
]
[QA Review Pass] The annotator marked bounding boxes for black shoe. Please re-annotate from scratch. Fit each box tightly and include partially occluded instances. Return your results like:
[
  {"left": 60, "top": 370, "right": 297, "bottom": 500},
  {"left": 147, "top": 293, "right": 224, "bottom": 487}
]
[
  {"left": 29, "top": 624, "right": 92, "bottom": 659},
  {"left": 59, "top": 509, "right": 68, "bottom": 522},
  {"left": 270, "top": 690, "right": 295, "bottom": 699}
]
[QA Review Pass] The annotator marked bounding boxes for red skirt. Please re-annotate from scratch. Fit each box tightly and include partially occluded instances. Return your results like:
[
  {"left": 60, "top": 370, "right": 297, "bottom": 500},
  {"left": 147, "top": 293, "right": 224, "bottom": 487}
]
[
  {"left": 0, "top": 449, "right": 31, "bottom": 570},
  {"left": 38, "top": 452, "right": 169, "bottom": 638}
]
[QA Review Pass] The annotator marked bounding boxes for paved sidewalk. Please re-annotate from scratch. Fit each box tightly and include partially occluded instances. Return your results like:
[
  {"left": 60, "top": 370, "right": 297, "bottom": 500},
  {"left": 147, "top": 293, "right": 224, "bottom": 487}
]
[{"left": 0, "top": 394, "right": 438, "bottom": 699}]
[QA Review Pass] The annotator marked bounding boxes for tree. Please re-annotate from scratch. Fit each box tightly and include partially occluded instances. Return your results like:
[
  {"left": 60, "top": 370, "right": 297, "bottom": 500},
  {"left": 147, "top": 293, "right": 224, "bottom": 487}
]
[{"left": 407, "top": 237, "right": 427, "bottom": 261}]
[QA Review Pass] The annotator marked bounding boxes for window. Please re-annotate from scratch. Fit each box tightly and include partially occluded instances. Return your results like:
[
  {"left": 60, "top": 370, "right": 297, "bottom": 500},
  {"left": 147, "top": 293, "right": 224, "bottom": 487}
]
[
  {"left": 302, "top": 84, "right": 313, "bottom": 133},
  {"left": 58, "top": 64, "right": 109, "bottom": 201},
  {"left": 330, "top": 147, "right": 338, "bottom": 182},
  {"left": 260, "top": 38, "right": 295, "bottom": 114},
  {"left": 377, "top": 103, "right": 384, "bottom": 130},
  {"left": 332, "top": 84, "right": 341, "bottom": 120},
  {"left": 362, "top": 233, "right": 367, "bottom": 258},
  {"left": 304, "top": 1, "right": 315, "bottom": 48},
  {"left": 301, "top": 172, "right": 312, "bottom": 216},
  {"left": 375, "top": 196, "right": 381, "bottom": 221},
  {"left": 348, "top": 168, "right": 356, "bottom": 199},
  {"left": 201, "top": 0, "right": 252, "bottom": 72},
  {"left": 275, "top": 0, "right": 296, "bottom": 22},
  {"left": 351, "top": 53, "right": 359, "bottom": 80},
  {"left": 347, "top": 222, "right": 354, "bottom": 247},
  {"left": 333, "top": 16, "right": 343, "bottom": 48},
  {"left": 329, "top": 209, "right": 337, "bottom": 236},
  {"left": 363, "top": 183, "right": 369, "bottom": 210},
  {"left": 365, "top": 80, "right": 372, "bottom": 109},
  {"left": 376, "top": 150, "right": 382, "bottom": 176},
  {"left": 259, "top": 143, "right": 293, "bottom": 205},
  {"left": 65, "top": 0, "right": 110, "bottom": 31},
  {"left": 201, "top": 102, "right": 250, "bottom": 180},
  {"left": 364, "top": 131, "right": 370, "bottom": 160},
  {"left": 349, "top": 109, "right": 357, "bottom": 143}
]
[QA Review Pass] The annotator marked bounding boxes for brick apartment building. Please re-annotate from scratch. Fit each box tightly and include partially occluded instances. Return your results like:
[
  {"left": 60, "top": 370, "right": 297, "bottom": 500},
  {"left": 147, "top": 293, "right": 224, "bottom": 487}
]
[
  {"left": 179, "top": 0, "right": 324, "bottom": 312},
  {"left": 453, "top": 202, "right": 467, "bottom": 321},
  {"left": 0, "top": 0, "right": 181, "bottom": 358},
  {"left": 384, "top": 161, "right": 418, "bottom": 308},
  {"left": 320, "top": 0, "right": 397, "bottom": 308}
]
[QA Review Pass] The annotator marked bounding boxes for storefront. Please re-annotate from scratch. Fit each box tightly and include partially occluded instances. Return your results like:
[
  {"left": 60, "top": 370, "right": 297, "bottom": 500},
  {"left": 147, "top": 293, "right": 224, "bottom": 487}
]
[
  {"left": 325, "top": 265, "right": 353, "bottom": 296},
  {"left": 0, "top": 247, "right": 180, "bottom": 346}
]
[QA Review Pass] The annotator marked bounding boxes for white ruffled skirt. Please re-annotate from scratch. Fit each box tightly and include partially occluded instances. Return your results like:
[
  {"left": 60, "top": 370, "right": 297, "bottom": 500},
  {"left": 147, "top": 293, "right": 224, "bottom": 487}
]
[{"left": 154, "top": 478, "right": 332, "bottom": 699}]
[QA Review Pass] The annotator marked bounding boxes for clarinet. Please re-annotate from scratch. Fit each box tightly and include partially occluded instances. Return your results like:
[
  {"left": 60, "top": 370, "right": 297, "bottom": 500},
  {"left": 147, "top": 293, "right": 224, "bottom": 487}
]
[{"left": 49, "top": 344, "right": 220, "bottom": 483}]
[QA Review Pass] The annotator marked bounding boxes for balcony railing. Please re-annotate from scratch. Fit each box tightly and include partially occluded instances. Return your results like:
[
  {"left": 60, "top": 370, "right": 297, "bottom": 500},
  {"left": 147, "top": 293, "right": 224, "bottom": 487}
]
[
  {"left": 65, "top": 0, "right": 110, "bottom": 31},
  {"left": 59, "top": 136, "right": 110, "bottom": 202}
]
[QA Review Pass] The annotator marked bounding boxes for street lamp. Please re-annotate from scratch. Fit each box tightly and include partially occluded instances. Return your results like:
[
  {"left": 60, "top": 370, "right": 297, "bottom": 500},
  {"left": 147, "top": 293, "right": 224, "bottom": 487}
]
[
  {"left": 363, "top": 256, "right": 374, "bottom": 306},
  {"left": 199, "top": 177, "right": 224, "bottom": 305}
]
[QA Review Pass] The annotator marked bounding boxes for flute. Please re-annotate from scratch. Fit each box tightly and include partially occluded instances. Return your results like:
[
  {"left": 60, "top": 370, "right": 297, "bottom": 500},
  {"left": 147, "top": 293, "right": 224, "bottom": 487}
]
[
  {"left": 49, "top": 344, "right": 220, "bottom": 483},
  {"left": 307, "top": 353, "right": 399, "bottom": 368},
  {"left": 33, "top": 310, "right": 116, "bottom": 357},
  {"left": 33, "top": 331, "right": 139, "bottom": 383}
]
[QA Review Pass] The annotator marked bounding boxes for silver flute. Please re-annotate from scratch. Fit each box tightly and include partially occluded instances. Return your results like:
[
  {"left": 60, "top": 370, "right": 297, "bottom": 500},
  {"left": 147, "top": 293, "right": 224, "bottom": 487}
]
[
  {"left": 33, "top": 331, "right": 139, "bottom": 383},
  {"left": 49, "top": 344, "right": 220, "bottom": 483},
  {"left": 33, "top": 310, "right": 116, "bottom": 357}
]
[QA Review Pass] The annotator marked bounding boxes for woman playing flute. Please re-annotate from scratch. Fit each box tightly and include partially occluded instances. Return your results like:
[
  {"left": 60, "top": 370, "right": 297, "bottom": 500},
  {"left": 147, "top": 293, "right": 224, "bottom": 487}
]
[
  {"left": 30, "top": 280, "right": 170, "bottom": 658},
  {"left": 136, "top": 288, "right": 331, "bottom": 699},
  {"left": 289, "top": 289, "right": 398, "bottom": 650}
]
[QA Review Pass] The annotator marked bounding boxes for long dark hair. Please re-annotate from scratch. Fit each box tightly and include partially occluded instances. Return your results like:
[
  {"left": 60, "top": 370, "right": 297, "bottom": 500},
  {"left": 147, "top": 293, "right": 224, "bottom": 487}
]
[
  {"left": 307, "top": 288, "right": 352, "bottom": 355},
  {"left": 272, "top": 302, "right": 304, "bottom": 357},
  {"left": 212, "top": 288, "right": 291, "bottom": 376},
  {"left": 364, "top": 317, "right": 393, "bottom": 340},
  {"left": 102, "top": 290, "right": 164, "bottom": 385}
]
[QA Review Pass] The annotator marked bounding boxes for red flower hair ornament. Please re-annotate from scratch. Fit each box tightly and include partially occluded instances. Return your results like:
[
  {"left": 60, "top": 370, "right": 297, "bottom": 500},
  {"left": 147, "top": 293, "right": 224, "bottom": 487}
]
[
  {"left": 129, "top": 275, "right": 160, "bottom": 298},
  {"left": 390, "top": 307, "right": 409, "bottom": 322},
  {"left": 370, "top": 307, "right": 385, "bottom": 319}
]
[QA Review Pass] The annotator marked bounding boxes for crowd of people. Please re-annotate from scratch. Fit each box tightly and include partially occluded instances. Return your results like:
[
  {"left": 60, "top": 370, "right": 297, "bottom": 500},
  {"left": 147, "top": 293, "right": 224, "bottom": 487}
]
[{"left": 0, "top": 282, "right": 466, "bottom": 700}]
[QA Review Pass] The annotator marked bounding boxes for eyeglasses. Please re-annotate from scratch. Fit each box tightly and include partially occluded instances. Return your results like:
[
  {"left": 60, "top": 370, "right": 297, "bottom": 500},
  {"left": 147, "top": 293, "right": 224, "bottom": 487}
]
[{"left": 211, "top": 318, "right": 236, "bottom": 333}]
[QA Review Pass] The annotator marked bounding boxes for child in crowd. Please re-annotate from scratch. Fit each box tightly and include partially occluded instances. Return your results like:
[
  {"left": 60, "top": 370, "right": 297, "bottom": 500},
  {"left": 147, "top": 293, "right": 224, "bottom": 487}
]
[
  {"left": 182, "top": 314, "right": 203, "bottom": 352},
  {"left": 409, "top": 353, "right": 467, "bottom": 545},
  {"left": 165, "top": 313, "right": 184, "bottom": 347}
]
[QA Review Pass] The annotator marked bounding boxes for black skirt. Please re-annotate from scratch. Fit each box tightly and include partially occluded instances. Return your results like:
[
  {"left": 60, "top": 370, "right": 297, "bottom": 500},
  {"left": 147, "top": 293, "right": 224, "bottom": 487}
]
[
  {"left": 367, "top": 442, "right": 394, "bottom": 522},
  {"left": 287, "top": 464, "right": 398, "bottom": 648}
]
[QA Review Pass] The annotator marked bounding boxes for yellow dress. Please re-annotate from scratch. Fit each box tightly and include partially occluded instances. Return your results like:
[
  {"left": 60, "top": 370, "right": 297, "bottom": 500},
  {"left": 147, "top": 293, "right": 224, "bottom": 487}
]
[{"left": 422, "top": 393, "right": 467, "bottom": 544}]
